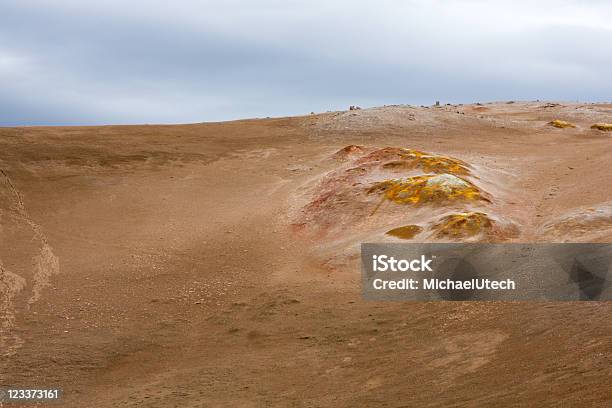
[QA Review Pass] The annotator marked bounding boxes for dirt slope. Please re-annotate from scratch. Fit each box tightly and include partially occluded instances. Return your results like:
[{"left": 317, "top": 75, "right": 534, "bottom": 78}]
[{"left": 1, "top": 102, "right": 611, "bottom": 407}]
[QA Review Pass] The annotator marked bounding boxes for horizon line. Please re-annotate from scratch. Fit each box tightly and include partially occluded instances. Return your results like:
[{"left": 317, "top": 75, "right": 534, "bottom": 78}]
[{"left": 1, "top": 99, "right": 610, "bottom": 129}]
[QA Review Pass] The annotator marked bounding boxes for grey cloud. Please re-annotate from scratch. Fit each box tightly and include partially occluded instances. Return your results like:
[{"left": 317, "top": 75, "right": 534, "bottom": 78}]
[{"left": 1, "top": 1, "right": 611, "bottom": 126}]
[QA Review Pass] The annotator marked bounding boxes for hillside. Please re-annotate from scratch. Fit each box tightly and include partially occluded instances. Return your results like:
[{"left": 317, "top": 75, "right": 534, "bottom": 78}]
[{"left": 1, "top": 101, "right": 611, "bottom": 407}]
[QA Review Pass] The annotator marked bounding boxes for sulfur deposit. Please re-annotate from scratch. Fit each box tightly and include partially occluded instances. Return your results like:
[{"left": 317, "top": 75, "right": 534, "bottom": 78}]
[
  {"left": 591, "top": 123, "right": 612, "bottom": 131},
  {"left": 368, "top": 174, "right": 485, "bottom": 206},
  {"left": 549, "top": 120, "right": 576, "bottom": 129},
  {"left": 386, "top": 225, "right": 423, "bottom": 239},
  {"left": 431, "top": 212, "right": 493, "bottom": 238}
]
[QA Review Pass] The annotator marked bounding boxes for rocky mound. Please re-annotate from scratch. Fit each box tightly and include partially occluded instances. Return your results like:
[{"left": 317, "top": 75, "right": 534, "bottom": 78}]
[
  {"left": 431, "top": 212, "right": 494, "bottom": 238},
  {"left": 296, "top": 145, "right": 515, "bottom": 242},
  {"left": 543, "top": 203, "right": 612, "bottom": 242}
]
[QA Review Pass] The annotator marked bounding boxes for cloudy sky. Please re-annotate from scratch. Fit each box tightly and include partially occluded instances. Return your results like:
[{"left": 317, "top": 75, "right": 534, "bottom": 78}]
[{"left": 1, "top": 0, "right": 611, "bottom": 126}]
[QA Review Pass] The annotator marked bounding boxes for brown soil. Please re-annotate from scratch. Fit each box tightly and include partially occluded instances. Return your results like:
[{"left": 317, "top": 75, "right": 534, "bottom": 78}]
[{"left": 1, "top": 101, "right": 611, "bottom": 407}]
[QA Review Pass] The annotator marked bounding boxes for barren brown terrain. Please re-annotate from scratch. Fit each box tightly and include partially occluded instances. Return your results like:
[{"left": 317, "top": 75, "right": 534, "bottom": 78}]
[{"left": 1, "top": 101, "right": 611, "bottom": 407}]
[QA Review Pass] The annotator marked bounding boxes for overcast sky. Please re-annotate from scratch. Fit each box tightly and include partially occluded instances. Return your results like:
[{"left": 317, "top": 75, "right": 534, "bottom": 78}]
[{"left": 1, "top": 0, "right": 611, "bottom": 126}]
